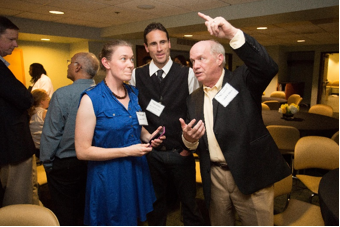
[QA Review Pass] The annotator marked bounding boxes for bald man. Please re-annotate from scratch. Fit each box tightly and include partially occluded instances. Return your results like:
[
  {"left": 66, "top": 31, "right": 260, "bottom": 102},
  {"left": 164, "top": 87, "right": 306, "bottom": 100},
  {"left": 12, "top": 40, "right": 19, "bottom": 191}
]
[
  {"left": 40, "top": 52, "right": 99, "bottom": 225},
  {"left": 180, "top": 12, "right": 290, "bottom": 226}
]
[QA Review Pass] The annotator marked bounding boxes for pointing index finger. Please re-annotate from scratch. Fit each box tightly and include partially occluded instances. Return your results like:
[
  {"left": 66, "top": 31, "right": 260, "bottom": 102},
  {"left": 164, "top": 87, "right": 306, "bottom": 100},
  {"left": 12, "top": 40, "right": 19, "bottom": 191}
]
[{"left": 198, "top": 12, "right": 213, "bottom": 21}]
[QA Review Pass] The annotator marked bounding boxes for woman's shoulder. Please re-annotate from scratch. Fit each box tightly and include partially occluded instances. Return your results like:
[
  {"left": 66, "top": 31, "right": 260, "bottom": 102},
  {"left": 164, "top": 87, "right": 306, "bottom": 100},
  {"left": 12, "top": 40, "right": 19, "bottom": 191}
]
[
  {"left": 80, "top": 82, "right": 106, "bottom": 111},
  {"left": 83, "top": 81, "right": 103, "bottom": 96},
  {"left": 40, "top": 74, "right": 51, "bottom": 81}
]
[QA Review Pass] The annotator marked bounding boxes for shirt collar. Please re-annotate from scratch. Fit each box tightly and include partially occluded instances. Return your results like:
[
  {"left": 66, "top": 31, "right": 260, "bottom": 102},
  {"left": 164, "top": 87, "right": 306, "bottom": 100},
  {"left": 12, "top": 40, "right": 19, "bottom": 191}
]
[
  {"left": 203, "top": 69, "right": 225, "bottom": 92},
  {"left": 149, "top": 57, "right": 173, "bottom": 77},
  {"left": 73, "top": 78, "right": 95, "bottom": 84},
  {"left": 0, "top": 56, "right": 10, "bottom": 67}
]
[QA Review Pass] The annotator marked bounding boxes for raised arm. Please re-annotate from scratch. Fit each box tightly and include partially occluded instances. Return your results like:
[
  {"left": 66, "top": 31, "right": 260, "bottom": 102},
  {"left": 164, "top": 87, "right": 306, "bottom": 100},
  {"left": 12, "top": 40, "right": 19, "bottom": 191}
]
[
  {"left": 199, "top": 12, "right": 278, "bottom": 94},
  {"left": 198, "top": 12, "right": 239, "bottom": 40}
]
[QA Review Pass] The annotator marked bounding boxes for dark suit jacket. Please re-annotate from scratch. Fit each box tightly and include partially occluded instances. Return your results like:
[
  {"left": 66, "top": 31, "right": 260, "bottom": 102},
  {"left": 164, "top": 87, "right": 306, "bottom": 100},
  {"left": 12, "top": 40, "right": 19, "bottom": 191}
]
[
  {"left": 0, "top": 60, "right": 35, "bottom": 166},
  {"left": 186, "top": 33, "right": 291, "bottom": 207}
]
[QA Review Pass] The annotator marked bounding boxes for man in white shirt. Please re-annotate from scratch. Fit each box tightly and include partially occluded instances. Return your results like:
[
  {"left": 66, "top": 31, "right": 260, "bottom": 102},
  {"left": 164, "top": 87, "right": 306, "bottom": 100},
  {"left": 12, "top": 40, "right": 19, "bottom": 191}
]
[{"left": 130, "top": 22, "right": 204, "bottom": 225}]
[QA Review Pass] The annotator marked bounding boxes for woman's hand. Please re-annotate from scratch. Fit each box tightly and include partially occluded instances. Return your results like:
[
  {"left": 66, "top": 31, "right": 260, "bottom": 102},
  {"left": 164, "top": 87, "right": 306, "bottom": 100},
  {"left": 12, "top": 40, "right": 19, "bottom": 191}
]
[
  {"left": 149, "top": 126, "right": 166, "bottom": 147},
  {"left": 126, "top": 144, "right": 153, "bottom": 157}
]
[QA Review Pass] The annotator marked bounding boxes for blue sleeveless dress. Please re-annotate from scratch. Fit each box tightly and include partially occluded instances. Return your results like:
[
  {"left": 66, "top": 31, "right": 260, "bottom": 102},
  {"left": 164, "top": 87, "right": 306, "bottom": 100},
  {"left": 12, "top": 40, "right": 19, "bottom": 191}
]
[{"left": 82, "top": 81, "right": 155, "bottom": 226}]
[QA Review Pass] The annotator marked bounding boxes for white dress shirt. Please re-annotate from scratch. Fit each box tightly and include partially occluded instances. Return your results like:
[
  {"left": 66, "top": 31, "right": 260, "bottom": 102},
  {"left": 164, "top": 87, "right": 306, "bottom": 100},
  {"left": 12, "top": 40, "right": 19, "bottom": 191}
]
[{"left": 130, "top": 57, "right": 200, "bottom": 94}]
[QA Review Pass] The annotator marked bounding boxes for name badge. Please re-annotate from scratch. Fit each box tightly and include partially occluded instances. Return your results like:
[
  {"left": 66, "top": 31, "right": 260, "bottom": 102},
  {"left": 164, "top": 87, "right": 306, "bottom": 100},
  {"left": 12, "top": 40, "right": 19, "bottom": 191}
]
[
  {"left": 136, "top": 112, "right": 148, "bottom": 125},
  {"left": 146, "top": 99, "right": 165, "bottom": 117},
  {"left": 214, "top": 83, "right": 239, "bottom": 107}
]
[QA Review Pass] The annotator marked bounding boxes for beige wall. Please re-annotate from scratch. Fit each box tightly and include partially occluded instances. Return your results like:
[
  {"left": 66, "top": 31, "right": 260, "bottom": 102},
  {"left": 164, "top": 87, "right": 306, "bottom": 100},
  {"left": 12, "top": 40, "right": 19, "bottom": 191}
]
[
  {"left": 327, "top": 53, "right": 339, "bottom": 83},
  {"left": 18, "top": 41, "right": 103, "bottom": 91},
  {"left": 70, "top": 42, "right": 89, "bottom": 59},
  {"left": 16, "top": 40, "right": 113, "bottom": 91},
  {"left": 15, "top": 38, "right": 281, "bottom": 95},
  {"left": 19, "top": 40, "right": 71, "bottom": 90},
  {"left": 15, "top": 39, "right": 339, "bottom": 107}
]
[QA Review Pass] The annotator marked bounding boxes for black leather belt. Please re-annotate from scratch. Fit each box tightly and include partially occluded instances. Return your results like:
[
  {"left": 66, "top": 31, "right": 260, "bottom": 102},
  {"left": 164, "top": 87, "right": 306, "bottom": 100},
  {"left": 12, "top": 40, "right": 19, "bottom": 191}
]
[
  {"left": 211, "top": 162, "right": 230, "bottom": 171},
  {"left": 155, "top": 146, "right": 183, "bottom": 153}
]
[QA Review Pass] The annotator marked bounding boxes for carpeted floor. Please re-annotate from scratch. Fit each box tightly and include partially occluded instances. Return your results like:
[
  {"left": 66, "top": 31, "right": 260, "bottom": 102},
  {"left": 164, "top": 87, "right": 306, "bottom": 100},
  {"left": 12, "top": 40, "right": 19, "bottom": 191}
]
[
  {"left": 156, "top": 177, "right": 320, "bottom": 226},
  {"left": 38, "top": 175, "right": 320, "bottom": 226}
]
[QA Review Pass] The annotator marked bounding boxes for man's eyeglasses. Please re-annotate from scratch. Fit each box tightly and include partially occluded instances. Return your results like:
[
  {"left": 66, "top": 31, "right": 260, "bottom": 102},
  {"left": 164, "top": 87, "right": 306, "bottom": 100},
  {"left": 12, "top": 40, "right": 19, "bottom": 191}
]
[{"left": 67, "top": 60, "right": 79, "bottom": 65}]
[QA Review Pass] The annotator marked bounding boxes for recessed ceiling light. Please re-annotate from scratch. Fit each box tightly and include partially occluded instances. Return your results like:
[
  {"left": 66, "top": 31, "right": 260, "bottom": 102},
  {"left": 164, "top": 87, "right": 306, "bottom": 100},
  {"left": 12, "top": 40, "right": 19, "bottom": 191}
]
[
  {"left": 41, "top": 38, "right": 50, "bottom": 41},
  {"left": 137, "top": 5, "right": 155, "bottom": 10},
  {"left": 184, "top": 35, "right": 193, "bottom": 37},
  {"left": 257, "top": 27, "right": 267, "bottom": 30},
  {"left": 297, "top": 40, "right": 305, "bottom": 43},
  {"left": 49, "top": 11, "right": 64, "bottom": 15}
]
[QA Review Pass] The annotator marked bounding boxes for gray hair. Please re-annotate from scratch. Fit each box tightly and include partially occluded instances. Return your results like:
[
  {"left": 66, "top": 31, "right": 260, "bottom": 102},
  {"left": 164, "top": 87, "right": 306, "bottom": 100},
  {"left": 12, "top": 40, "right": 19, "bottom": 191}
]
[
  {"left": 209, "top": 40, "right": 226, "bottom": 67},
  {"left": 74, "top": 52, "right": 99, "bottom": 78}
]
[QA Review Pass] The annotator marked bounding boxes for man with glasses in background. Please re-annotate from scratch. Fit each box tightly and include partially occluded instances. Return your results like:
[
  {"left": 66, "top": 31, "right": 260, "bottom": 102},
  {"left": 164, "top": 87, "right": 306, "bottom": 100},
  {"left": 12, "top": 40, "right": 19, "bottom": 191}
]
[{"left": 40, "top": 52, "right": 99, "bottom": 225}]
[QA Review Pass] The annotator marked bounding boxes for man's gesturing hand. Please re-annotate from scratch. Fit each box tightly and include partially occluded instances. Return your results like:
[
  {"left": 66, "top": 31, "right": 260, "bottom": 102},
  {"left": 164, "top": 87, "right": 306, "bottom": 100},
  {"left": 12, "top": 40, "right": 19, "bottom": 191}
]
[{"left": 179, "top": 118, "right": 205, "bottom": 143}]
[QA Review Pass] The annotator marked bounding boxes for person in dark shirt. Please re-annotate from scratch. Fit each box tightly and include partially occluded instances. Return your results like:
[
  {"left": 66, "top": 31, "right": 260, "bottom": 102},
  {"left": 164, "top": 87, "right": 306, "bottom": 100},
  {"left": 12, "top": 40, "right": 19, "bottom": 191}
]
[{"left": 130, "top": 22, "right": 204, "bottom": 226}]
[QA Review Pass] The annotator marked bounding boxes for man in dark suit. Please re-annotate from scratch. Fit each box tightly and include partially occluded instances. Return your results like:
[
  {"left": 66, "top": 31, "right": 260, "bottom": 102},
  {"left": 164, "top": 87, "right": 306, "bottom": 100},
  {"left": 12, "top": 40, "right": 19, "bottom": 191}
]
[
  {"left": 180, "top": 12, "right": 291, "bottom": 225},
  {"left": 130, "top": 22, "right": 204, "bottom": 225},
  {"left": 0, "top": 16, "right": 36, "bottom": 207}
]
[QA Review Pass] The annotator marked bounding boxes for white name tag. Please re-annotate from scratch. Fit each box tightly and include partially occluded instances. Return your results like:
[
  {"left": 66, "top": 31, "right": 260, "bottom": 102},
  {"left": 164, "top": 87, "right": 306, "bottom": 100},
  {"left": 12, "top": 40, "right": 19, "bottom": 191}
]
[
  {"left": 146, "top": 99, "right": 165, "bottom": 117},
  {"left": 214, "top": 83, "right": 239, "bottom": 107},
  {"left": 136, "top": 112, "right": 148, "bottom": 125}
]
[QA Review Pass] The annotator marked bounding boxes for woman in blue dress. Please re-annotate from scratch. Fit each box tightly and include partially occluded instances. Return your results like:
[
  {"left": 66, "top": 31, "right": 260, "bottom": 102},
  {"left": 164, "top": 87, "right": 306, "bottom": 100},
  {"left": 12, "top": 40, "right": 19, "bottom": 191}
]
[{"left": 75, "top": 40, "right": 163, "bottom": 226}]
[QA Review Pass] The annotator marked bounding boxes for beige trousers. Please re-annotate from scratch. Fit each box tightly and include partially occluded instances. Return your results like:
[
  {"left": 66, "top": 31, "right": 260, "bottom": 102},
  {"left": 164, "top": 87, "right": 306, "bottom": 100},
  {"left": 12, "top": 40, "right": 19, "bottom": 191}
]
[
  {"left": 0, "top": 156, "right": 34, "bottom": 206},
  {"left": 209, "top": 166, "right": 274, "bottom": 226},
  {"left": 32, "top": 155, "right": 40, "bottom": 205}
]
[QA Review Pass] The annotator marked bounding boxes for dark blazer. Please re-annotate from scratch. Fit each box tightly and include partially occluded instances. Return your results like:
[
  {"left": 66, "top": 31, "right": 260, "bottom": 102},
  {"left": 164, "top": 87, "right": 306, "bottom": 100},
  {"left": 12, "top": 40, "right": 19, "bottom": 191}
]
[
  {"left": 0, "top": 60, "right": 35, "bottom": 166},
  {"left": 186, "top": 33, "right": 291, "bottom": 207}
]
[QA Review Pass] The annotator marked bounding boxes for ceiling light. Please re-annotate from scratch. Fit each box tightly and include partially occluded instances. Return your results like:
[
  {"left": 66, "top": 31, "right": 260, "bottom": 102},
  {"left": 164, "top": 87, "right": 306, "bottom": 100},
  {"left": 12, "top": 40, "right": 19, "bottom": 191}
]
[
  {"left": 257, "top": 27, "right": 267, "bottom": 30},
  {"left": 137, "top": 5, "right": 155, "bottom": 10},
  {"left": 297, "top": 40, "right": 305, "bottom": 43},
  {"left": 49, "top": 11, "right": 64, "bottom": 15},
  {"left": 184, "top": 35, "right": 193, "bottom": 37},
  {"left": 41, "top": 38, "right": 50, "bottom": 41}
]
